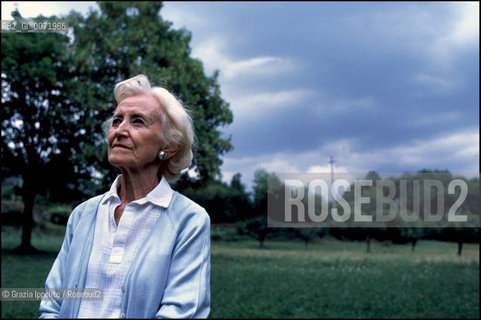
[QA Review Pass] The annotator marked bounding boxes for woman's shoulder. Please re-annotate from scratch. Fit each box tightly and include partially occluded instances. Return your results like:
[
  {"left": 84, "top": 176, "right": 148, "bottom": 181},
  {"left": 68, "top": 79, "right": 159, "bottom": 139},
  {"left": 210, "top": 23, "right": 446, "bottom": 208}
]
[
  {"left": 167, "top": 191, "right": 210, "bottom": 226},
  {"left": 68, "top": 194, "right": 104, "bottom": 222}
]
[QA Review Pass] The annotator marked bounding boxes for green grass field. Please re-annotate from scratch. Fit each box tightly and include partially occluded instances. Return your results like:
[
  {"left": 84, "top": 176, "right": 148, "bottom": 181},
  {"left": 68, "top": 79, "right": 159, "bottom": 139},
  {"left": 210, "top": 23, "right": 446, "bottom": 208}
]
[{"left": 2, "top": 225, "right": 479, "bottom": 318}]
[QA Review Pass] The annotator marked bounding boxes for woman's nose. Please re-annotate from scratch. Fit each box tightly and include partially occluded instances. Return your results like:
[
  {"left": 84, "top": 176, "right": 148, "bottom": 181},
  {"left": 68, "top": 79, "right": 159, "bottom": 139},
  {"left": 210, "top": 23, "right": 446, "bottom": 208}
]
[{"left": 112, "top": 121, "right": 129, "bottom": 137}]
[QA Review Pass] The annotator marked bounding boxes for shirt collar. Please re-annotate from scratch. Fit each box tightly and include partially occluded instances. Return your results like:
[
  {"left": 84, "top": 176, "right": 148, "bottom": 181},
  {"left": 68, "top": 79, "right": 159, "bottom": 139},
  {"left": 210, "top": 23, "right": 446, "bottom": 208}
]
[
  {"left": 142, "top": 176, "right": 174, "bottom": 208},
  {"left": 103, "top": 176, "right": 121, "bottom": 203},
  {"left": 102, "top": 175, "right": 174, "bottom": 208}
]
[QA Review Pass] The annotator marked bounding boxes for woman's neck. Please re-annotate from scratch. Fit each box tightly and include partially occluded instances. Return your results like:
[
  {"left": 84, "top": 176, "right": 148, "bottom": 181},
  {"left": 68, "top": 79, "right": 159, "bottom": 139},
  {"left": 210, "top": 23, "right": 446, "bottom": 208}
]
[{"left": 117, "top": 167, "right": 160, "bottom": 203}]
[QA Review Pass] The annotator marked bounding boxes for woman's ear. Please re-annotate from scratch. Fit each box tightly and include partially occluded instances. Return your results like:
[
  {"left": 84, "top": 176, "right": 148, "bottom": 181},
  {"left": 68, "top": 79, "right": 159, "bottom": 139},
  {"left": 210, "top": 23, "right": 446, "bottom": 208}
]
[{"left": 161, "top": 145, "right": 180, "bottom": 159}]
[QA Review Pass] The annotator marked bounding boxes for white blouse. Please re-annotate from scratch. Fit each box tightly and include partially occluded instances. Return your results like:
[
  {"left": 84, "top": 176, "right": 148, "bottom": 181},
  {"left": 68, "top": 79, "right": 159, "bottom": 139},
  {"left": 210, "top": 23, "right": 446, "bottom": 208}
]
[{"left": 78, "top": 176, "right": 173, "bottom": 318}]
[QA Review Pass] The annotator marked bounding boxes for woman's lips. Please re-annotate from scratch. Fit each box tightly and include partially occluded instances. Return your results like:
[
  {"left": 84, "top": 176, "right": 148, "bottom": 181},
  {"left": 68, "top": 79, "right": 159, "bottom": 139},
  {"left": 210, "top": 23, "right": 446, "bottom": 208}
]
[{"left": 112, "top": 144, "right": 130, "bottom": 149}]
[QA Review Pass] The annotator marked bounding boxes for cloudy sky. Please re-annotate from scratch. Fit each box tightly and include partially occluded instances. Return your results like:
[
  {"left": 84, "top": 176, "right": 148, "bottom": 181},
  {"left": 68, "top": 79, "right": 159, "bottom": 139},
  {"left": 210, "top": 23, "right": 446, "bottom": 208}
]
[{"left": 3, "top": 2, "right": 479, "bottom": 190}]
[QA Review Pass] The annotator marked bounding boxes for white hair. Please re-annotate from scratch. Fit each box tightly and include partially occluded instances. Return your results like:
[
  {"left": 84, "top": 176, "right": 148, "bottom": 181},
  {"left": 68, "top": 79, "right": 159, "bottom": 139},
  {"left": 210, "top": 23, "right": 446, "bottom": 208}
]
[{"left": 105, "top": 74, "right": 195, "bottom": 181}]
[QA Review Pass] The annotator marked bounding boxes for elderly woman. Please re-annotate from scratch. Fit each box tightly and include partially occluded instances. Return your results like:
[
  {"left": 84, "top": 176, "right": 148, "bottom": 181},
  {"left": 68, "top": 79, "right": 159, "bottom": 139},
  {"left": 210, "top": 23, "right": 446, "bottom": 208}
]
[{"left": 39, "top": 75, "right": 210, "bottom": 318}]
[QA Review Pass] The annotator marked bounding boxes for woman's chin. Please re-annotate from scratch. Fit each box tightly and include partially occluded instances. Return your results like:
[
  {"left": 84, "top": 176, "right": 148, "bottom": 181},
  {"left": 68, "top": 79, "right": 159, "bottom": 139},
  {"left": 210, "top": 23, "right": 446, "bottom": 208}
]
[{"left": 108, "top": 156, "right": 132, "bottom": 169}]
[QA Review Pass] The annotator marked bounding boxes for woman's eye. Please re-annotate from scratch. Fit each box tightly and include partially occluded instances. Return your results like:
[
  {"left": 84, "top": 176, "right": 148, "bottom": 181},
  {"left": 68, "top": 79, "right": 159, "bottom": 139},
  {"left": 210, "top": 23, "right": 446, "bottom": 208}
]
[{"left": 133, "top": 118, "right": 145, "bottom": 125}]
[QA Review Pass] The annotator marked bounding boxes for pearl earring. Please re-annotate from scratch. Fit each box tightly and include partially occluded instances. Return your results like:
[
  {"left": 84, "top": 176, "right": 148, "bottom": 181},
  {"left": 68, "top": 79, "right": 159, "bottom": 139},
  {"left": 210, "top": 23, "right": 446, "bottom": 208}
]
[{"left": 158, "top": 150, "right": 168, "bottom": 160}]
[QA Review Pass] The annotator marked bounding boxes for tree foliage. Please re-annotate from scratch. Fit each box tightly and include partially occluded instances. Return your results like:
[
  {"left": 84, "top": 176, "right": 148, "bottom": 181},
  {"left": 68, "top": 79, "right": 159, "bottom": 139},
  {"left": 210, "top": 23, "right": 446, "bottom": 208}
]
[{"left": 182, "top": 173, "right": 253, "bottom": 223}]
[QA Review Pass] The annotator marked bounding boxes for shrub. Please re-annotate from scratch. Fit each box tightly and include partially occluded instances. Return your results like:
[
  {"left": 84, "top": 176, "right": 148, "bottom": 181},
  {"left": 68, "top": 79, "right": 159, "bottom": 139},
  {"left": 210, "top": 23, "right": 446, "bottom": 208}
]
[
  {"left": 211, "top": 227, "right": 241, "bottom": 242},
  {"left": 49, "top": 205, "right": 72, "bottom": 226},
  {"left": 1, "top": 201, "right": 24, "bottom": 225}
]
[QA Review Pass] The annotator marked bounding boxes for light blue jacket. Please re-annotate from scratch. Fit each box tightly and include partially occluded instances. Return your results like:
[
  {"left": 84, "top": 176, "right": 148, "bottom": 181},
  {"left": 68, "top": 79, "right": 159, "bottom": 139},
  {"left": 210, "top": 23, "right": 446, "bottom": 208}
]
[{"left": 39, "top": 191, "right": 211, "bottom": 318}]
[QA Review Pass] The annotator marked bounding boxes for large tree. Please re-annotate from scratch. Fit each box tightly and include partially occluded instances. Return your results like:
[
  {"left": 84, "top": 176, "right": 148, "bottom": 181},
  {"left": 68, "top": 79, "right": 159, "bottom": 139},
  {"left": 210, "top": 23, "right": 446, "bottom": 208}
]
[
  {"left": 1, "top": 2, "right": 233, "bottom": 252},
  {"left": 66, "top": 2, "right": 233, "bottom": 188},
  {"left": 1, "top": 11, "right": 94, "bottom": 253}
]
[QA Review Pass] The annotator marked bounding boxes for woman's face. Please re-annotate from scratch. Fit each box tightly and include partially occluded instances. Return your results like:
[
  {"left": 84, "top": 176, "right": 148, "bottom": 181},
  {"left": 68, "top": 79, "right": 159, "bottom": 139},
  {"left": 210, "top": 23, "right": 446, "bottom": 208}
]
[{"left": 107, "top": 94, "right": 164, "bottom": 172}]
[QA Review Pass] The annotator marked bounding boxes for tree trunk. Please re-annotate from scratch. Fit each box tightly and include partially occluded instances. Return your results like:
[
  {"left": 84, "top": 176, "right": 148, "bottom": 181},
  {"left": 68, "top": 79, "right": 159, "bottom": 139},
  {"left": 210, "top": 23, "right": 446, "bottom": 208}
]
[
  {"left": 15, "top": 176, "right": 38, "bottom": 254},
  {"left": 457, "top": 242, "right": 463, "bottom": 256},
  {"left": 411, "top": 239, "right": 417, "bottom": 252}
]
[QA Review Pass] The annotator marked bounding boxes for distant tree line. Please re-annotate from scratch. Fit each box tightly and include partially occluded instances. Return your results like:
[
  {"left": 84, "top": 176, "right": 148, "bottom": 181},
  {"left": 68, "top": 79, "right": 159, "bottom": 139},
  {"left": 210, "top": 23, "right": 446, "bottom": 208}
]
[{"left": 182, "top": 169, "right": 479, "bottom": 254}]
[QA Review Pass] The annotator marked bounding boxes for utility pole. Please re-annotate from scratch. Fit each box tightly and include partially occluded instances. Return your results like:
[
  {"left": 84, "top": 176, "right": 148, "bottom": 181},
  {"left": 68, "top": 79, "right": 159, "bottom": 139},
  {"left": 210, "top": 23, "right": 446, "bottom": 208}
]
[{"left": 329, "top": 156, "right": 335, "bottom": 202}]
